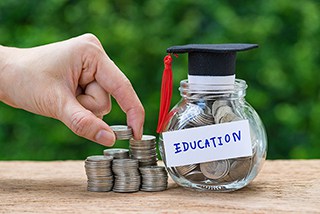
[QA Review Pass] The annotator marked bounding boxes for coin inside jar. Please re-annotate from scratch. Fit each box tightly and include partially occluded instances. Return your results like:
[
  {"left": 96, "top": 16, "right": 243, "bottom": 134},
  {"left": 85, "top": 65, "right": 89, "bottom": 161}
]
[
  {"left": 212, "top": 100, "right": 230, "bottom": 114},
  {"left": 200, "top": 160, "right": 230, "bottom": 180},
  {"left": 184, "top": 170, "right": 206, "bottom": 182},
  {"left": 229, "top": 158, "right": 252, "bottom": 180},
  {"left": 176, "top": 164, "right": 198, "bottom": 176}
]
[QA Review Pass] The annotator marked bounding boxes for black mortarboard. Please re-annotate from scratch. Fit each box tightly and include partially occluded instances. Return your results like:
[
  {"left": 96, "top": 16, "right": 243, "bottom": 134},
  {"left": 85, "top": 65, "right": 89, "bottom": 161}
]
[{"left": 167, "top": 44, "right": 258, "bottom": 87}]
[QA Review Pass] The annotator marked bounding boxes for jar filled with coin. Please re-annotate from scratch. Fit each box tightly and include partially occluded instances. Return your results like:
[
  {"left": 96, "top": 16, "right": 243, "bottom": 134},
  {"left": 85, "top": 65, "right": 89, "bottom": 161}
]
[{"left": 157, "top": 44, "right": 267, "bottom": 192}]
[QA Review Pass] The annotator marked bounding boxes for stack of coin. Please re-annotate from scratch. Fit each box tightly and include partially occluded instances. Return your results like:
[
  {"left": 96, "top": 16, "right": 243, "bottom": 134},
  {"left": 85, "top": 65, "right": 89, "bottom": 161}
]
[
  {"left": 129, "top": 135, "right": 158, "bottom": 167},
  {"left": 112, "top": 159, "right": 141, "bottom": 193},
  {"left": 84, "top": 155, "right": 113, "bottom": 192},
  {"left": 110, "top": 125, "right": 133, "bottom": 140},
  {"left": 103, "top": 148, "right": 130, "bottom": 159},
  {"left": 139, "top": 166, "right": 168, "bottom": 192}
]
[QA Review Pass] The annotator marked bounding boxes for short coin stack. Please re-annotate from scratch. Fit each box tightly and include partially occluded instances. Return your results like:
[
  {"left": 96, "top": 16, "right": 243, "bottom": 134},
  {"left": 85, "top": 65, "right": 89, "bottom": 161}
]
[
  {"left": 110, "top": 125, "right": 133, "bottom": 140},
  {"left": 139, "top": 166, "right": 168, "bottom": 192},
  {"left": 129, "top": 135, "right": 158, "bottom": 167},
  {"left": 112, "top": 159, "right": 141, "bottom": 193},
  {"left": 85, "top": 155, "right": 113, "bottom": 192}
]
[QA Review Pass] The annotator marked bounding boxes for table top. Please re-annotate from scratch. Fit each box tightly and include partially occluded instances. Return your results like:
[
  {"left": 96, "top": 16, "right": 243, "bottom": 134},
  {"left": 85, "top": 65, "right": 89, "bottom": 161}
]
[{"left": 0, "top": 160, "right": 319, "bottom": 213}]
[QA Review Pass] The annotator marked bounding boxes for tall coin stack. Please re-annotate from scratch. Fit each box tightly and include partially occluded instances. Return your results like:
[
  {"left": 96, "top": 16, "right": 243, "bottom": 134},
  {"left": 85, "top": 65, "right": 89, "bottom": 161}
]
[
  {"left": 139, "top": 166, "right": 168, "bottom": 192},
  {"left": 129, "top": 135, "right": 158, "bottom": 167},
  {"left": 112, "top": 159, "right": 141, "bottom": 193},
  {"left": 85, "top": 155, "right": 113, "bottom": 192}
]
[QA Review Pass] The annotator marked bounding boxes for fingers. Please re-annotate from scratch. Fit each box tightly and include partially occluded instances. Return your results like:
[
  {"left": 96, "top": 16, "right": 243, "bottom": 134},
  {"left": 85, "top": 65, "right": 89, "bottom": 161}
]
[
  {"left": 77, "top": 81, "right": 111, "bottom": 117},
  {"left": 71, "top": 34, "right": 145, "bottom": 140},
  {"left": 95, "top": 58, "right": 145, "bottom": 140},
  {"left": 61, "top": 95, "right": 116, "bottom": 146}
]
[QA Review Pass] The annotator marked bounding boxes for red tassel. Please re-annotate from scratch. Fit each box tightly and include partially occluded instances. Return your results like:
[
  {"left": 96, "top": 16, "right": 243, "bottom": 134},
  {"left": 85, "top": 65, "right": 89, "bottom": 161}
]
[{"left": 156, "top": 54, "right": 174, "bottom": 133}]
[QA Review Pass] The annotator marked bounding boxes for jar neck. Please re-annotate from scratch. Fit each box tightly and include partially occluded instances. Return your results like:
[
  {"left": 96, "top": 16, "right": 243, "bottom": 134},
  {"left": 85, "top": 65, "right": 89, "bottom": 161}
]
[{"left": 179, "top": 79, "right": 247, "bottom": 100}]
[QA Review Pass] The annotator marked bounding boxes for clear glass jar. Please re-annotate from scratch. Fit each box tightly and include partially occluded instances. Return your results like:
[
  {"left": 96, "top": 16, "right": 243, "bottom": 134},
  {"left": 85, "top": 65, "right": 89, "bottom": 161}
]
[{"left": 159, "top": 79, "right": 267, "bottom": 192}]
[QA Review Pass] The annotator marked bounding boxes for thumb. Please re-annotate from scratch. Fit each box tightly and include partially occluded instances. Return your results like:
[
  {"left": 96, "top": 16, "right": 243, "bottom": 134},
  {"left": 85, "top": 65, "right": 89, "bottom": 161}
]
[{"left": 61, "top": 98, "right": 116, "bottom": 146}]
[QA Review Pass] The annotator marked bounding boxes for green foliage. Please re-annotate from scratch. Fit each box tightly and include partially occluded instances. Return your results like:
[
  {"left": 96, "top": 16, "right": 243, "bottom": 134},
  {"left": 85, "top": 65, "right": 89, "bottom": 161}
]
[{"left": 0, "top": 0, "right": 319, "bottom": 159}]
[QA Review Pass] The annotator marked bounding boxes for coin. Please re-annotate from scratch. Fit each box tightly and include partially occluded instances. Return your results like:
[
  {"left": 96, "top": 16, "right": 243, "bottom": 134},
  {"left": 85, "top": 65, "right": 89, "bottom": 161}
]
[
  {"left": 139, "top": 166, "right": 168, "bottom": 192},
  {"left": 84, "top": 155, "right": 113, "bottom": 192},
  {"left": 184, "top": 170, "right": 206, "bottom": 182},
  {"left": 129, "top": 135, "right": 158, "bottom": 167},
  {"left": 110, "top": 125, "right": 133, "bottom": 140},
  {"left": 200, "top": 160, "right": 230, "bottom": 180},
  {"left": 189, "top": 112, "right": 214, "bottom": 127},
  {"left": 219, "top": 112, "right": 240, "bottom": 123},
  {"left": 212, "top": 100, "right": 230, "bottom": 114},
  {"left": 103, "top": 148, "right": 130, "bottom": 159},
  {"left": 112, "top": 159, "right": 140, "bottom": 193},
  {"left": 229, "top": 158, "right": 252, "bottom": 180},
  {"left": 176, "top": 164, "right": 198, "bottom": 176},
  {"left": 86, "top": 155, "right": 113, "bottom": 162},
  {"left": 214, "top": 105, "right": 234, "bottom": 124}
]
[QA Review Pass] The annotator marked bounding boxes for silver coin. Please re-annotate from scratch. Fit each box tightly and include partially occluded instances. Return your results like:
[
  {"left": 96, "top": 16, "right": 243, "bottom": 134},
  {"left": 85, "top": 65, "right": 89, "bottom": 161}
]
[
  {"left": 129, "top": 135, "right": 156, "bottom": 145},
  {"left": 139, "top": 135, "right": 156, "bottom": 141},
  {"left": 112, "top": 159, "right": 141, "bottom": 193},
  {"left": 219, "top": 113, "right": 240, "bottom": 123},
  {"left": 214, "top": 105, "right": 234, "bottom": 124},
  {"left": 140, "top": 186, "right": 167, "bottom": 192},
  {"left": 110, "top": 125, "right": 133, "bottom": 140},
  {"left": 103, "top": 148, "right": 130, "bottom": 159},
  {"left": 86, "top": 155, "right": 113, "bottom": 162},
  {"left": 229, "top": 158, "right": 252, "bottom": 180},
  {"left": 85, "top": 155, "right": 114, "bottom": 192},
  {"left": 189, "top": 112, "right": 214, "bottom": 127},
  {"left": 200, "top": 160, "right": 230, "bottom": 180},
  {"left": 129, "top": 135, "right": 158, "bottom": 167},
  {"left": 212, "top": 100, "right": 230, "bottom": 114},
  {"left": 87, "top": 186, "right": 113, "bottom": 192},
  {"left": 139, "top": 166, "right": 168, "bottom": 192},
  {"left": 176, "top": 164, "right": 198, "bottom": 176},
  {"left": 184, "top": 170, "right": 206, "bottom": 182}
]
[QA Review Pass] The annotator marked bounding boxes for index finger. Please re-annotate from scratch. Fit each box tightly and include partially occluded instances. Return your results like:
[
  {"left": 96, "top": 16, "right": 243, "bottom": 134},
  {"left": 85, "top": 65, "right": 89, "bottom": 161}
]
[{"left": 95, "top": 54, "right": 145, "bottom": 140}]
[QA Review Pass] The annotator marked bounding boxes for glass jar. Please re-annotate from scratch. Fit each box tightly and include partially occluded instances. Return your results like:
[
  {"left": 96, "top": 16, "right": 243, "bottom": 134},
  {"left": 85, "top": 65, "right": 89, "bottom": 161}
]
[{"left": 159, "top": 79, "right": 267, "bottom": 192}]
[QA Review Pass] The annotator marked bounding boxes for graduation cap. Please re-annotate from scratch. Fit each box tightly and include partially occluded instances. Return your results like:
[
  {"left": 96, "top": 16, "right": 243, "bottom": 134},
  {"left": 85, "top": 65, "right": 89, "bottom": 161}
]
[{"left": 157, "top": 44, "right": 258, "bottom": 133}]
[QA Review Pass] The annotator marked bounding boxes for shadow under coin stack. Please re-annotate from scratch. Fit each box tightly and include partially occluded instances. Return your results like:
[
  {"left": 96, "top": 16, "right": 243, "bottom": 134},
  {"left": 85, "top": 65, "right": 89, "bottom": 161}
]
[
  {"left": 129, "top": 135, "right": 158, "bottom": 167},
  {"left": 84, "top": 155, "right": 113, "bottom": 192},
  {"left": 112, "top": 159, "right": 141, "bottom": 193},
  {"left": 139, "top": 166, "right": 168, "bottom": 192}
]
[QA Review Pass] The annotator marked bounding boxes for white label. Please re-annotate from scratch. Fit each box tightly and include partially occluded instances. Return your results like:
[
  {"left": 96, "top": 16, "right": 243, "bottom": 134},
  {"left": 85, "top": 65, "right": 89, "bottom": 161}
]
[{"left": 162, "top": 120, "right": 252, "bottom": 167}]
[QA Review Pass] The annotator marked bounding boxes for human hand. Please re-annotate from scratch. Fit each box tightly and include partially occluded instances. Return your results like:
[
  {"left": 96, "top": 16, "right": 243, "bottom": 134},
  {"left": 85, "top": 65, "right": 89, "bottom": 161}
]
[{"left": 0, "top": 33, "right": 145, "bottom": 146}]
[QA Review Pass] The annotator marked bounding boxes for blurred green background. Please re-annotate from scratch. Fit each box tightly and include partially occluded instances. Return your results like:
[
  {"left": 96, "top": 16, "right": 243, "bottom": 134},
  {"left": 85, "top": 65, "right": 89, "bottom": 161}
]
[{"left": 0, "top": 0, "right": 319, "bottom": 160}]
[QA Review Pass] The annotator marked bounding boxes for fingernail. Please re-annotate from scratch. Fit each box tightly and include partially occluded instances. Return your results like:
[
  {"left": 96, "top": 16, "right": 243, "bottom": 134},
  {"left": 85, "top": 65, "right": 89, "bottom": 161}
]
[
  {"left": 95, "top": 130, "right": 115, "bottom": 146},
  {"left": 134, "top": 127, "right": 143, "bottom": 140}
]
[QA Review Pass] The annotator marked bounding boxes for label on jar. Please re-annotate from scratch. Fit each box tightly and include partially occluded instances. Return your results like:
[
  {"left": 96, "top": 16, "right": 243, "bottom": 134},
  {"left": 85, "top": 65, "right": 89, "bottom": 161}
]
[{"left": 162, "top": 120, "right": 252, "bottom": 167}]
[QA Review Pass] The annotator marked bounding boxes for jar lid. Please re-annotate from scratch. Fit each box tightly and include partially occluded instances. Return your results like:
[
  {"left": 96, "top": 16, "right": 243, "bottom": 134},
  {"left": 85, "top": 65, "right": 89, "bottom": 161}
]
[{"left": 167, "top": 44, "right": 258, "bottom": 87}]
